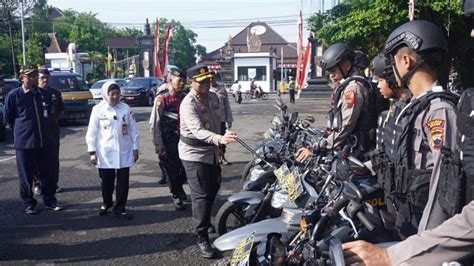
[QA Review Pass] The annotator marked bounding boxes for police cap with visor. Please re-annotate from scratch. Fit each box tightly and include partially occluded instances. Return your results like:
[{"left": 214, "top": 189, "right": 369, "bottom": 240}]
[
  {"left": 187, "top": 65, "right": 213, "bottom": 82},
  {"left": 169, "top": 67, "right": 186, "bottom": 79}
]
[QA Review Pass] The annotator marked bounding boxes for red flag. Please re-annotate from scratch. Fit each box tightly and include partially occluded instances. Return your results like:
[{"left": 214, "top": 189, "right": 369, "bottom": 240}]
[
  {"left": 295, "top": 11, "right": 304, "bottom": 89},
  {"left": 161, "top": 24, "right": 173, "bottom": 74},
  {"left": 154, "top": 18, "right": 162, "bottom": 78},
  {"left": 298, "top": 32, "right": 313, "bottom": 90}
]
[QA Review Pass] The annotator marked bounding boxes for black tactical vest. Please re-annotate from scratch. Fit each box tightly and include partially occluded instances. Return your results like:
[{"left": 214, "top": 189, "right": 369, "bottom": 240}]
[
  {"left": 371, "top": 99, "right": 408, "bottom": 202},
  {"left": 330, "top": 76, "right": 383, "bottom": 153},
  {"left": 392, "top": 90, "right": 458, "bottom": 239},
  {"left": 438, "top": 87, "right": 474, "bottom": 218}
]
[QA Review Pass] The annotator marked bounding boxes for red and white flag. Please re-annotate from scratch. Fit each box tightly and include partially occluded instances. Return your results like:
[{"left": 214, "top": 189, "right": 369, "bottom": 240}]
[
  {"left": 295, "top": 11, "right": 304, "bottom": 89},
  {"left": 154, "top": 18, "right": 162, "bottom": 78},
  {"left": 161, "top": 24, "right": 173, "bottom": 74},
  {"left": 298, "top": 32, "right": 313, "bottom": 91}
]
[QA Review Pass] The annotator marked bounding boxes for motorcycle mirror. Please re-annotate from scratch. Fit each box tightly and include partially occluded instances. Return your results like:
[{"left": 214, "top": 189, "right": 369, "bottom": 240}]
[
  {"left": 305, "top": 115, "right": 315, "bottom": 123},
  {"left": 343, "top": 181, "right": 363, "bottom": 202},
  {"left": 289, "top": 112, "right": 299, "bottom": 124},
  {"left": 332, "top": 110, "right": 342, "bottom": 132},
  {"left": 326, "top": 110, "right": 334, "bottom": 129}
]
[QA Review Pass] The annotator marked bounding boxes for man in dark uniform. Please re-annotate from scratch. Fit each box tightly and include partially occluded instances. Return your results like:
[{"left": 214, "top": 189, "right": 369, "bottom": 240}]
[
  {"left": 179, "top": 65, "right": 237, "bottom": 258},
  {"left": 288, "top": 76, "right": 296, "bottom": 104},
  {"left": 151, "top": 67, "right": 187, "bottom": 210},
  {"left": 33, "top": 68, "right": 66, "bottom": 194},
  {"left": 5, "top": 66, "right": 63, "bottom": 214}
]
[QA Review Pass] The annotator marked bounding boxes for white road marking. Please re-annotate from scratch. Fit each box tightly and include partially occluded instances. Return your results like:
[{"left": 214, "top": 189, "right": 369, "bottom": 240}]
[{"left": 0, "top": 156, "right": 16, "bottom": 163}]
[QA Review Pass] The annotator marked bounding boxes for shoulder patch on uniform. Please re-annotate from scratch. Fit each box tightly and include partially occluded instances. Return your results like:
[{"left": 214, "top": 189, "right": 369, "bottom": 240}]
[
  {"left": 426, "top": 119, "right": 445, "bottom": 131},
  {"left": 426, "top": 119, "right": 445, "bottom": 149},
  {"left": 344, "top": 87, "right": 357, "bottom": 109},
  {"left": 155, "top": 95, "right": 164, "bottom": 107}
]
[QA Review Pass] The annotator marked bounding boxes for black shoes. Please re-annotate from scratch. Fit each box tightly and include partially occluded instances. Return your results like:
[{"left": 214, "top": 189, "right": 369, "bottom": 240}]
[
  {"left": 173, "top": 197, "right": 185, "bottom": 211},
  {"left": 197, "top": 240, "right": 217, "bottom": 259},
  {"left": 45, "top": 204, "right": 64, "bottom": 211},
  {"left": 114, "top": 211, "right": 133, "bottom": 220},
  {"left": 25, "top": 206, "right": 39, "bottom": 215},
  {"left": 99, "top": 204, "right": 112, "bottom": 216}
]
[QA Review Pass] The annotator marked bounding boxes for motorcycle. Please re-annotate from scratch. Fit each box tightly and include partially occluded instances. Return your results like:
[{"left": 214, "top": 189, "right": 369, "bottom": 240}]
[
  {"left": 246, "top": 86, "right": 269, "bottom": 101},
  {"left": 217, "top": 144, "right": 397, "bottom": 265}
]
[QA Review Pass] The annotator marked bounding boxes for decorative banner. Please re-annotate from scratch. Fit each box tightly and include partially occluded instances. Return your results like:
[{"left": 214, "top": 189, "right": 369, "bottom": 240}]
[
  {"left": 298, "top": 32, "right": 313, "bottom": 90},
  {"left": 161, "top": 24, "right": 173, "bottom": 75},
  {"left": 295, "top": 10, "right": 304, "bottom": 89},
  {"left": 154, "top": 18, "right": 162, "bottom": 78}
]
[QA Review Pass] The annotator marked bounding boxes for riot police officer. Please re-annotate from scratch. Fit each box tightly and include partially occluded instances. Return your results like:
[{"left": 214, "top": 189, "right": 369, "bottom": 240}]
[
  {"left": 382, "top": 20, "right": 459, "bottom": 238},
  {"left": 5, "top": 66, "right": 62, "bottom": 214},
  {"left": 343, "top": 20, "right": 462, "bottom": 265},
  {"left": 151, "top": 67, "right": 187, "bottom": 210},
  {"left": 179, "top": 65, "right": 237, "bottom": 258},
  {"left": 296, "top": 43, "right": 377, "bottom": 162}
]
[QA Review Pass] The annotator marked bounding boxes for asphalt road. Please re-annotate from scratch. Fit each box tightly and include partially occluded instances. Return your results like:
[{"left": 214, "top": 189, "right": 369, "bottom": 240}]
[{"left": 0, "top": 94, "right": 329, "bottom": 265}]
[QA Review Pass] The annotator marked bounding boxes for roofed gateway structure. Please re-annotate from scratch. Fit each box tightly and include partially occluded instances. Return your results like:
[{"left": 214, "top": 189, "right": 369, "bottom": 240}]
[{"left": 200, "top": 21, "right": 327, "bottom": 94}]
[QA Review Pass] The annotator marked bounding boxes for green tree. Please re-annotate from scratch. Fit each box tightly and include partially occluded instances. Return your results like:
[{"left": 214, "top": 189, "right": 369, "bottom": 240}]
[
  {"left": 154, "top": 18, "right": 206, "bottom": 71},
  {"left": 308, "top": 0, "right": 473, "bottom": 88}
]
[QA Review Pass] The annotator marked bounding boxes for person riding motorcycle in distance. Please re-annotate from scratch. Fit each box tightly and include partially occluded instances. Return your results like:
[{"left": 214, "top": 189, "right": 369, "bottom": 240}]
[{"left": 296, "top": 43, "right": 376, "bottom": 162}]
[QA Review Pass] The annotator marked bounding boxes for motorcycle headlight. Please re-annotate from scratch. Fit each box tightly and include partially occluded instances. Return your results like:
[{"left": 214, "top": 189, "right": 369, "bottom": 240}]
[
  {"left": 270, "top": 189, "right": 288, "bottom": 208},
  {"left": 249, "top": 167, "right": 266, "bottom": 181}
]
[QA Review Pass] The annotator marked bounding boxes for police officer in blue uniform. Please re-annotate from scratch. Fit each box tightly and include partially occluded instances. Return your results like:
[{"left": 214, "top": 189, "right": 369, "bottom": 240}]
[{"left": 5, "top": 66, "right": 63, "bottom": 214}]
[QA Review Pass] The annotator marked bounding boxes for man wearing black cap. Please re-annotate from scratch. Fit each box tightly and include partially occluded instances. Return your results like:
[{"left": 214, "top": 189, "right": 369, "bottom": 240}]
[
  {"left": 151, "top": 67, "right": 188, "bottom": 210},
  {"left": 5, "top": 66, "right": 63, "bottom": 214},
  {"left": 179, "top": 65, "right": 237, "bottom": 258},
  {"left": 33, "top": 68, "right": 66, "bottom": 194}
]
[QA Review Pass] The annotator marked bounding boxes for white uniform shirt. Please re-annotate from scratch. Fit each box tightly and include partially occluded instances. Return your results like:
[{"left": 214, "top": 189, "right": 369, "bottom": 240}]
[{"left": 86, "top": 82, "right": 139, "bottom": 169}]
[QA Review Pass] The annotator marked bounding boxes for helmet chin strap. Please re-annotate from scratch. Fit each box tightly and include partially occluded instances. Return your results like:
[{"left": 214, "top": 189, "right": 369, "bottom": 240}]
[
  {"left": 389, "top": 54, "right": 424, "bottom": 90},
  {"left": 337, "top": 63, "right": 353, "bottom": 79}
]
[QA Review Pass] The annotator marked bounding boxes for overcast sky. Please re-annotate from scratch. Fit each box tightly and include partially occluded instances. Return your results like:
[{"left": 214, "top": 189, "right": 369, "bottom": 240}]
[{"left": 48, "top": 0, "right": 336, "bottom": 53}]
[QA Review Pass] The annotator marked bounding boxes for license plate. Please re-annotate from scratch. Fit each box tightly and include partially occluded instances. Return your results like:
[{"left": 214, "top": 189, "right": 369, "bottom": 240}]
[
  {"left": 274, "top": 163, "right": 304, "bottom": 203},
  {"left": 231, "top": 231, "right": 256, "bottom": 266},
  {"left": 126, "top": 97, "right": 134, "bottom": 100}
]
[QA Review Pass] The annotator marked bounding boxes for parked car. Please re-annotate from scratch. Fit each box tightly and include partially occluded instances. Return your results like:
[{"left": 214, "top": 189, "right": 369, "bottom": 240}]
[
  {"left": 122, "top": 77, "right": 161, "bottom": 106},
  {"left": 90, "top": 78, "right": 128, "bottom": 103},
  {"left": 1, "top": 79, "right": 21, "bottom": 103},
  {"left": 48, "top": 71, "right": 94, "bottom": 120}
]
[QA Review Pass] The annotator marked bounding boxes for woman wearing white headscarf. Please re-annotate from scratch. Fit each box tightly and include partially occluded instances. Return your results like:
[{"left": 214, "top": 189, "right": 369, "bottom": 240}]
[{"left": 86, "top": 81, "right": 139, "bottom": 219}]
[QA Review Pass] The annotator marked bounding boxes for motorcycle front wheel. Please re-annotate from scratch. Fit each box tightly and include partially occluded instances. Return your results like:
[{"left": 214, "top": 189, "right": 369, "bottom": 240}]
[{"left": 216, "top": 201, "right": 252, "bottom": 235}]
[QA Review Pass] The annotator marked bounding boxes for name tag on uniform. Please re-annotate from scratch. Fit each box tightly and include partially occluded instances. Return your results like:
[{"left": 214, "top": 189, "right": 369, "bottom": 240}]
[
  {"left": 122, "top": 124, "right": 128, "bottom": 135},
  {"left": 43, "top": 109, "right": 48, "bottom": 119}
]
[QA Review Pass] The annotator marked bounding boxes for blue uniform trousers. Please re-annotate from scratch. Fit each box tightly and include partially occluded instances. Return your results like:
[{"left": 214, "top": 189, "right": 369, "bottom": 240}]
[{"left": 16, "top": 145, "right": 57, "bottom": 208}]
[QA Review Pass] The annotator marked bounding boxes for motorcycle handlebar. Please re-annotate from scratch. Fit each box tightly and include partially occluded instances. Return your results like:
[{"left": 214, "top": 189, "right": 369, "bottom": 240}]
[{"left": 356, "top": 211, "right": 375, "bottom": 231}]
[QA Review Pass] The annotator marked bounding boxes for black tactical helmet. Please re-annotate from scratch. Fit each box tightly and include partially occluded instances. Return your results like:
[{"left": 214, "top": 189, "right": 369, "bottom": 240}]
[
  {"left": 371, "top": 53, "right": 392, "bottom": 78},
  {"left": 320, "top": 43, "right": 355, "bottom": 70},
  {"left": 384, "top": 20, "right": 448, "bottom": 55},
  {"left": 354, "top": 50, "right": 370, "bottom": 70}
]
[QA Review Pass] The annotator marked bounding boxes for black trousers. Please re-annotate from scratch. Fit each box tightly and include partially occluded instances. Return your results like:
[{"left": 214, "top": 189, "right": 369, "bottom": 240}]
[
  {"left": 33, "top": 139, "right": 59, "bottom": 188},
  {"left": 289, "top": 89, "right": 296, "bottom": 103},
  {"left": 16, "top": 146, "right": 57, "bottom": 208},
  {"left": 219, "top": 122, "right": 227, "bottom": 155},
  {"left": 182, "top": 160, "right": 221, "bottom": 239},
  {"left": 162, "top": 136, "right": 186, "bottom": 197},
  {"left": 98, "top": 167, "right": 130, "bottom": 214}
]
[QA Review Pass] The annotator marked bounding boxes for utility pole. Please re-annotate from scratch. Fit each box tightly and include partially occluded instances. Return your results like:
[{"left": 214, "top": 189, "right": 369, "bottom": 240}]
[
  {"left": 20, "top": 0, "right": 26, "bottom": 66},
  {"left": 6, "top": 10, "right": 18, "bottom": 78}
]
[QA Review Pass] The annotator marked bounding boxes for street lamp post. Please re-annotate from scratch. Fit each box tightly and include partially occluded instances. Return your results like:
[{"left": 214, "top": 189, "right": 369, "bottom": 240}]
[{"left": 20, "top": 0, "right": 26, "bottom": 66}]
